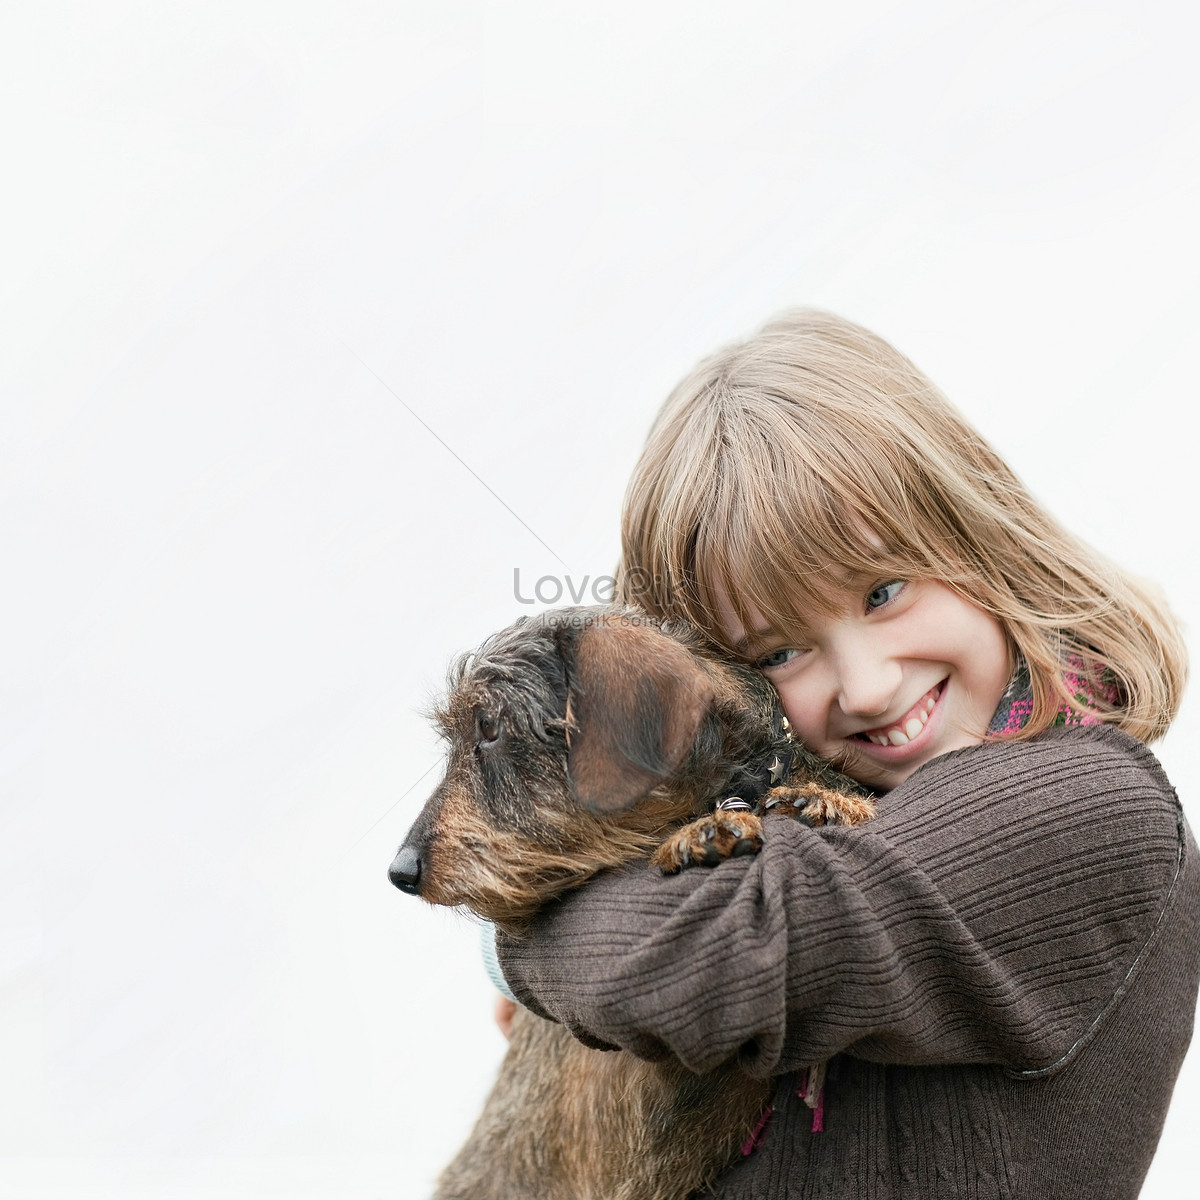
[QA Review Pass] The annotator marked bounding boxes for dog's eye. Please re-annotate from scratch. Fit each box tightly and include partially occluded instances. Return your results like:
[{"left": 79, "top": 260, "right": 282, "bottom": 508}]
[{"left": 476, "top": 713, "right": 501, "bottom": 747}]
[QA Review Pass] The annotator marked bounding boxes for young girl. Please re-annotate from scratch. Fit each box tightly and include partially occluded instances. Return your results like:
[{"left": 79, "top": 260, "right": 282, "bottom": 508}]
[{"left": 494, "top": 310, "right": 1199, "bottom": 1198}]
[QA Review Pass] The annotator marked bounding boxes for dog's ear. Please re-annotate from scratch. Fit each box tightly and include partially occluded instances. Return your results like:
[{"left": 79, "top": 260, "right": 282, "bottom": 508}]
[{"left": 564, "top": 616, "right": 714, "bottom": 814}]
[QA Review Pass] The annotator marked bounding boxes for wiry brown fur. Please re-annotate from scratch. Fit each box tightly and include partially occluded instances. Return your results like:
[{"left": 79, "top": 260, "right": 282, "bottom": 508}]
[
  {"left": 390, "top": 606, "right": 873, "bottom": 1199},
  {"left": 437, "top": 1010, "right": 768, "bottom": 1200}
]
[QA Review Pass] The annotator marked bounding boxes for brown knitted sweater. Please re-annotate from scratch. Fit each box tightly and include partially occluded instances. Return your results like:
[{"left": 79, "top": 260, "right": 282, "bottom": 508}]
[{"left": 497, "top": 727, "right": 1199, "bottom": 1198}]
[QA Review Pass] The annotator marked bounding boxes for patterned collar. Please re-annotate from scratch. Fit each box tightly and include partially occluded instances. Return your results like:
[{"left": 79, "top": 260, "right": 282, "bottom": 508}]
[{"left": 987, "top": 654, "right": 1113, "bottom": 737}]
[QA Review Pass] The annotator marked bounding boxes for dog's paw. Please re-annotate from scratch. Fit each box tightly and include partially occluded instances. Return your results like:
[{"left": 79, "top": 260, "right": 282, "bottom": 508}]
[
  {"left": 652, "top": 812, "right": 764, "bottom": 874},
  {"left": 759, "top": 784, "right": 876, "bottom": 828}
]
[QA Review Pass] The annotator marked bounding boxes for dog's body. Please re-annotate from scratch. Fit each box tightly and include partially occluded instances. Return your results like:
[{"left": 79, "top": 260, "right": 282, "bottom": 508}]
[{"left": 390, "top": 606, "right": 874, "bottom": 1200}]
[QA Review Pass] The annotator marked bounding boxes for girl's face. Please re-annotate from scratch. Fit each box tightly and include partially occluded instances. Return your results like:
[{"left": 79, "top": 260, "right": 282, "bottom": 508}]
[{"left": 716, "top": 578, "right": 1012, "bottom": 792}]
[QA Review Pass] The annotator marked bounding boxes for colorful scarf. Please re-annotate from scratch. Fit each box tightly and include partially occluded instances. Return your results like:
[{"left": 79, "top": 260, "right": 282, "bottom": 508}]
[{"left": 987, "top": 655, "right": 1114, "bottom": 737}]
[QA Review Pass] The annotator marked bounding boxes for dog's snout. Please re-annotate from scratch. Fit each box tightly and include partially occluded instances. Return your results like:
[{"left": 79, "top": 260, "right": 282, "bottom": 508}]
[{"left": 388, "top": 844, "right": 423, "bottom": 894}]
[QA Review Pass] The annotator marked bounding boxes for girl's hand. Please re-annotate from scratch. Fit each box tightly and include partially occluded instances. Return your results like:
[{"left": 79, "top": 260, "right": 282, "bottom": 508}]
[{"left": 494, "top": 993, "right": 517, "bottom": 1040}]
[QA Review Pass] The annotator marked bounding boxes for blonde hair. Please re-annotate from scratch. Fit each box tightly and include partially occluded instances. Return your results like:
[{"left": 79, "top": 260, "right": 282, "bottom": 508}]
[{"left": 617, "top": 310, "right": 1187, "bottom": 744}]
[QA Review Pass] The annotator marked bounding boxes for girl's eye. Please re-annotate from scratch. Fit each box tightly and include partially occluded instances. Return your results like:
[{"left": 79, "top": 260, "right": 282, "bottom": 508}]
[
  {"left": 866, "top": 580, "right": 906, "bottom": 610},
  {"left": 754, "top": 646, "right": 801, "bottom": 671}
]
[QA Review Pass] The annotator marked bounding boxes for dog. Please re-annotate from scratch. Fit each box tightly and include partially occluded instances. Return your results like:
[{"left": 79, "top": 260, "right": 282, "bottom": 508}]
[{"left": 389, "top": 606, "right": 874, "bottom": 1200}]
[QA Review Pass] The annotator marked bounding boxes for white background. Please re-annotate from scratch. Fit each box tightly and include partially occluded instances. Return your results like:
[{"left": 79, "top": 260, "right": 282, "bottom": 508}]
[{"left": 3, "top": 1, "right": 1199, "bottom": 1196}]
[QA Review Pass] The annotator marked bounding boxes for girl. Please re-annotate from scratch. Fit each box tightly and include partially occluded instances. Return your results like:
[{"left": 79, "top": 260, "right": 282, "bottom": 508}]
[{"left": 494, "top": 311, "right": 1199, "bottom": 1198}]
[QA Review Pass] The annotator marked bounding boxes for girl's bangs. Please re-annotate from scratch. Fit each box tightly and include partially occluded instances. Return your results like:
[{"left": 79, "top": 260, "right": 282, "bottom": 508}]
[
  {"left": 688, "top": 458, "right": 929, "bottom": 655},
  {"left": 630, "top": 364, "right": 977, "bottom": 653}
]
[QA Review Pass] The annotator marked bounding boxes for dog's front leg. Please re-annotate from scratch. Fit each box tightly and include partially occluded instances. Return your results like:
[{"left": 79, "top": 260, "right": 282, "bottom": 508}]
[
  {"left": 761, "top": 782, "right": 875, "bottom": 827},
  {"left": 651, "top": 810, "right": 764, "bottom": 874}
]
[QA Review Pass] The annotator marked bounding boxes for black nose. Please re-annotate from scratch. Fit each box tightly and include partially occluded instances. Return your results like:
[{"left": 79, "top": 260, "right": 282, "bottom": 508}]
[{"left": 388, "top": 845, "right": 422, "bottom": 894}]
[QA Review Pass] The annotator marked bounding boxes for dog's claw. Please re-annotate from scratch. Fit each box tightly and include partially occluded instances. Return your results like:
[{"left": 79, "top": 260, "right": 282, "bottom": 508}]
[
  {"left": 761, "top": 784, "right": 877, "bottom": 829},
  {"left": 651, "top": 811, "right": 765, "bottom": 873}
]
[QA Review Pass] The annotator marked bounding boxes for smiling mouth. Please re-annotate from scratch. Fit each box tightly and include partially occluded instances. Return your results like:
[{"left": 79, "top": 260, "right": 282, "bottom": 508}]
[{"left": 854, "top": 682, "right": 945, "bottom": 747}]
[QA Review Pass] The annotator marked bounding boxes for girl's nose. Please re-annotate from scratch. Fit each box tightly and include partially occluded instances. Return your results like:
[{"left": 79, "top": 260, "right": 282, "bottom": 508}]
[{"left": 833, "top": 648, "right": 902, "bottom": 720}]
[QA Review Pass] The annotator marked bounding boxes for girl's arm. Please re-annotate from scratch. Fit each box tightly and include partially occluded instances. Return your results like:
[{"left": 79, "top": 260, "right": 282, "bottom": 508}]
[{"left": 496, "top": 726, "right": 1196, "bottom": 1078}]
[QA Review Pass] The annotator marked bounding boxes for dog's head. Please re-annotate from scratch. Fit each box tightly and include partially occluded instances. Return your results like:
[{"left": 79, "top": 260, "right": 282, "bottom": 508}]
[{"left": 387, "top": 607, "right": 718, "bottom": 925}]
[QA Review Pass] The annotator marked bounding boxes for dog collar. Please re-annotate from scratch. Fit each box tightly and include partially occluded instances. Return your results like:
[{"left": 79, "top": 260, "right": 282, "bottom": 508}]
[{"left": 716, "top": 708, "right": 796, "bottom": 811}]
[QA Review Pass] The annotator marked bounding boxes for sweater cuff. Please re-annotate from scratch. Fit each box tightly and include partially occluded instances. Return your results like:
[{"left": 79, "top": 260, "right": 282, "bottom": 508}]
[
  {"left": 494, "top": 924, "right": 623, "bottom": 1052},
  {"left": 479, "top": 921, "right": 518, "bottom": 1002}
]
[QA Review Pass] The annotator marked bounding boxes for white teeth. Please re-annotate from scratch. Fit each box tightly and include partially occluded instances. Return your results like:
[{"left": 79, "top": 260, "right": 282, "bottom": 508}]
[
  {"left": 864, "top": 691, "right": 945, "bottom": 744},
  {"left": 861, "top": 685, "right": 940, "bottom": 747}
]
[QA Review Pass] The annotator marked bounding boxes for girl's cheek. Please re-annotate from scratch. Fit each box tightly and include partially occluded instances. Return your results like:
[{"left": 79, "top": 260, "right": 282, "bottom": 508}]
[{"left": 773, "top": 682, "right": 819, "bottom": 737}]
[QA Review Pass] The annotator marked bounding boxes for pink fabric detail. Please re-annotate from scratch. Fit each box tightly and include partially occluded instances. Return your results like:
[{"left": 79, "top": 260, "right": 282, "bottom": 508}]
[
  {"left": 741, "top": 1104, "right": 773, "bottom": 1156},
  {"left": 993, "top": 660, "right": 1116, "bottom": 737},
  {"left": 796, "top": 1071, "right": 825, "bottom": 1134}
]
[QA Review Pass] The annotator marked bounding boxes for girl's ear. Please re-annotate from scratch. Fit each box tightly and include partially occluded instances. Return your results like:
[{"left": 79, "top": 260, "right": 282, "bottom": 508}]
[{"left": 560, "top": 615, "right": 714, "bottom": 814}]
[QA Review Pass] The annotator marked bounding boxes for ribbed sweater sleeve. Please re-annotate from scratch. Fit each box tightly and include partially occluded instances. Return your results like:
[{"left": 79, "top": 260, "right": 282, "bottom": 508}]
[{"left": 496, "top": 727, "right": 1186, "bottom": 1080}]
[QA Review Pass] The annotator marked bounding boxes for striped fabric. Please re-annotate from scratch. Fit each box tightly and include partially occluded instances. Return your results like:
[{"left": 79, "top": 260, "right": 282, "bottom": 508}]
[{"left": 498, "top": 727, "right": 1199, "bottom": 1198}]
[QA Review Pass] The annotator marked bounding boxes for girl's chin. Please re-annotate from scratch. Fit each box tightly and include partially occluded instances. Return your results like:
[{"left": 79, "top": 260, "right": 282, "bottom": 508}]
[{"left": 843, "top": 754, "right": 925, "bottom": 792}]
